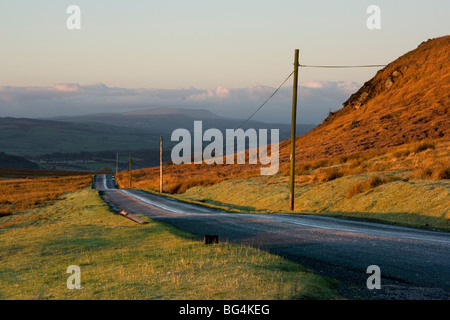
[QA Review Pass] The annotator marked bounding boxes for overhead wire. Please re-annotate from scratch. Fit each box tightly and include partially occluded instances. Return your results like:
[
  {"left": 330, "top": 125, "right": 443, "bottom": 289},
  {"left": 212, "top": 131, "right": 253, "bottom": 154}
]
[
  {"left": 299, "top": 59, "right": 449, "bottom": 69},
  {"left": 236, "top": 70, "right": 294, "bottom": 129},
  {"left": 300, "top": 64, "right": 387, "bottom": 68},
  {"left": 236, "top": 59, "right": 448, "bottom": 129}
]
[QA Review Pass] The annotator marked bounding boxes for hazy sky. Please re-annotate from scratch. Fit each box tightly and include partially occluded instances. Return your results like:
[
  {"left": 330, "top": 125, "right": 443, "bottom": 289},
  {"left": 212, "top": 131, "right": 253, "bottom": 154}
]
[{"left": 0, "top": 1, "right": 449, "bottom": 123}]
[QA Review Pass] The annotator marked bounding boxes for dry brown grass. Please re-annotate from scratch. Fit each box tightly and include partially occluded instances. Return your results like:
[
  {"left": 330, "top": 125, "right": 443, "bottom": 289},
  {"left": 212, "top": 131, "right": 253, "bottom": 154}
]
[
  {"left": 345, "top": 174, "right": 401, "bottom": 199},
  {"left": 411, "top": 140, "right": 436, "bottom": 153},
  {"left": 0, "top": 174, "right": 92, "bottom": 216},
  {"left": 409, "top": 163, "right": 450, "bottom": 180},
  {"left": 311, "top": 167, "right": 345, "bottom": 183},
  {"left": 117, "top": 162, "right": 261, "bottom": 194},
  {"left": 116, "top": 138, "right": 449, "bottom": 194}
]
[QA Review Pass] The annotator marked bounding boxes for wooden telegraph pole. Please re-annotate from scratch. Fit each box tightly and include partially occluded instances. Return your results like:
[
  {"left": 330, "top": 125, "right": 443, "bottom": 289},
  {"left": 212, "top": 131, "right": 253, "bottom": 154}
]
[
  {"left": 289, "top": 49, "right": 299, "bottom": 211},
  {"left": 160, "top": 136, "right": 163, "bottom": 193},
  {"left": 129, "top": 153, "right": 132, "bottom": 188}
]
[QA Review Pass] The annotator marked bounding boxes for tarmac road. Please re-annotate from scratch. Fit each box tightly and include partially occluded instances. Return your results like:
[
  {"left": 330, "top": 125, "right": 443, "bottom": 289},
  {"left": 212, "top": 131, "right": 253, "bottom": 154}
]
[{"left": 93, "top": 174, "right": 450, "bottom": 300}]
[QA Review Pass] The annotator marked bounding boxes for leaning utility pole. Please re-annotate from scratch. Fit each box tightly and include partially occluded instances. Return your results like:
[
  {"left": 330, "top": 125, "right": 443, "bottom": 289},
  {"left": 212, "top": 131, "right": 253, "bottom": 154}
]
[
  {"left": 289, "top": 49, "right": 299, "bottom": 211},
  {"left": 160, "top": 136, "right": 163, "bottom": 193},
  {"left": 129, "top": 153, "right": 132, "bottom": 188}
]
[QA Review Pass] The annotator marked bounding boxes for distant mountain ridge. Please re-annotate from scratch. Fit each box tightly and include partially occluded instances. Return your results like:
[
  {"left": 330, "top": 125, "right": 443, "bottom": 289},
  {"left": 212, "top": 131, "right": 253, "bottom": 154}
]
[
  {"left": 51, "top": 107, "right": 316, "bottom": 143},
  {"left": 0, "top": 107, "right": 316, "bottom": 171},
  {"left": 0, "top": 117, "right": 161, "bottom": 156},
  {"left": 120, "top": 107, "right": 222, "bottom": 118}
]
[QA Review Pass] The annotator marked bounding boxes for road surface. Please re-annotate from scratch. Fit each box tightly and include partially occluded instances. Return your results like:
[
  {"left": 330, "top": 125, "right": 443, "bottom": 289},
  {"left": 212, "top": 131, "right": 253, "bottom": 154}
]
[{"left": 93, "top": 174, "right": 450, "bottom": 299}]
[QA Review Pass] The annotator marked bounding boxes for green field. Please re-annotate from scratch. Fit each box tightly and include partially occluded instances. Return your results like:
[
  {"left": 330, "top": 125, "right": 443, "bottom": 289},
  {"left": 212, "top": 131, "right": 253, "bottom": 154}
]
[{"left": 0, "top": 188, "right": 341, "bottom": 300}]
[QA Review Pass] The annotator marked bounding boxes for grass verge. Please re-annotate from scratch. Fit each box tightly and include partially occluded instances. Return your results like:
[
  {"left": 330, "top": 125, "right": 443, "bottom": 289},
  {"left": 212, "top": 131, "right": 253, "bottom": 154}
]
[
  {"left": 178, "top": 173, "right": 450, "bottom": 231},
  {"left": 0, "top": 187, "right": 341, "bottom": 300}
]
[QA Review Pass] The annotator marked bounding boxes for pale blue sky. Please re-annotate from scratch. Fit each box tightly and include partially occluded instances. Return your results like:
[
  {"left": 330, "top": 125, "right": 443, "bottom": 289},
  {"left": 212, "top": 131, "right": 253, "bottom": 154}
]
[{"left": 1, "top": 0, "right": 448, "bottom": 89}]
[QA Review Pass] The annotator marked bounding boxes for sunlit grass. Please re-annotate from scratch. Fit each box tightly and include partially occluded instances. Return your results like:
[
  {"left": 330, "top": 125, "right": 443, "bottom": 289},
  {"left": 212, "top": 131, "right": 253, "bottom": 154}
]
[{"left": 0, "top": 188, "right": 341, "bottom": 300}]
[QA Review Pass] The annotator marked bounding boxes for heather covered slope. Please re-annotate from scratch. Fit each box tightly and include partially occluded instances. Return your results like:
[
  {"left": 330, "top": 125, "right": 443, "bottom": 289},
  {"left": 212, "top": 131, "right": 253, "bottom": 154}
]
[{"left": 279, "top": 36, "right": 449, "bottom": 165}]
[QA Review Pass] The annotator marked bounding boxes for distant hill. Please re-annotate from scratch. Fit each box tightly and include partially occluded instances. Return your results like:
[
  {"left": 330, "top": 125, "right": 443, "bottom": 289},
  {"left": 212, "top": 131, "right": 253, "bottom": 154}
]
[
  {"left": 0, "top": 117, "right": 161, "bottom": 156},
  {"left": 0, "top": 152, "right": 39, "bottom": 169},
  {"left": 52, "top": 107, "right": 316, "bottom": 143},
  {"left": 0, "top": 109, "right": 315, "bottom": 170},
  {"left": 121, "top": 107, "right": 221, "bottom": 118}
]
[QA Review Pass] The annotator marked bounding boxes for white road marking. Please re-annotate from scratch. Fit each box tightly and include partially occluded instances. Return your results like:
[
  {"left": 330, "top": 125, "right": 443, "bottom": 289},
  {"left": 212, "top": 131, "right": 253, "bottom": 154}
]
[
  {"left": 119, "top": 189, "right": 188, "bottom": 214},
  {"left": 102, "top": 175, "right": 108, "bottom": 190}
]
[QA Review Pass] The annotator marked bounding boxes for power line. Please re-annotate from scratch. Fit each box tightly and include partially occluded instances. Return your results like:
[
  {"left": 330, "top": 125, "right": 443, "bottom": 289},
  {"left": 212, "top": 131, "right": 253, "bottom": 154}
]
[
  {"left": 235, "top": 59, "right": 448, "bottom": 129},
  {"left": 236, "top": 70, "right": 294, "bottom": 129},
  {"left": 300, "top": 64, "right": 387, "bottom": 68},
  {"left": 300, "top": 59, "right": 449, "bottom": 69}
]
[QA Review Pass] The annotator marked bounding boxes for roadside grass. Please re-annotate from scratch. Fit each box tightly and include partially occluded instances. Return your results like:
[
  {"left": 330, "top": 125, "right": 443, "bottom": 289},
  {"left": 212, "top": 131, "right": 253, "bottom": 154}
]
[
  {"left": 179, "top": 172, "right": 450, "bottom": 231},
  {"left": 0, "top": 188, "right": 341, "bottom": 300}
]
